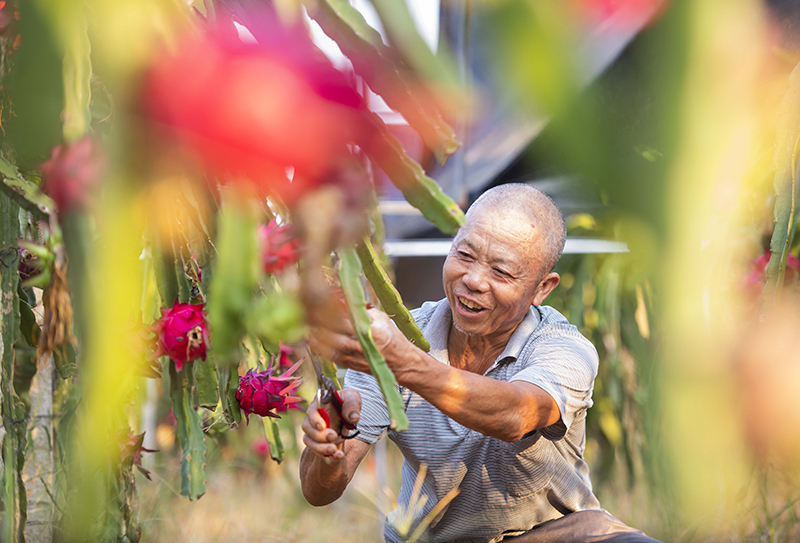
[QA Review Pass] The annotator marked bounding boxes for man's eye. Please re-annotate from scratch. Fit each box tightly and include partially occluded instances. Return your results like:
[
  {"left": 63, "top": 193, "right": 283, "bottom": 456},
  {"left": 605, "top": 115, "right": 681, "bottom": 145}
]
[
  {"left": 458, "top": 251, "right": 473, "bottom": 259},
  {"left": 494, "top": 268, "right": 511, "bottom": 277}
]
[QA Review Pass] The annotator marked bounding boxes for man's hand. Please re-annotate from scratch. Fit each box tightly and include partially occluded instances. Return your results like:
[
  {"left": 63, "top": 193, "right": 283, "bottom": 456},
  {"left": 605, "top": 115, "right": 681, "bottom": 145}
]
[
  {"left": 301, "top": 389, "right": 362, "bottom": 461},
  {"left": 307, "top": 308, "right": 422, "bottom": 381},
  {"left": 299, "top": 388, "right": 371, "bottom": 507}
]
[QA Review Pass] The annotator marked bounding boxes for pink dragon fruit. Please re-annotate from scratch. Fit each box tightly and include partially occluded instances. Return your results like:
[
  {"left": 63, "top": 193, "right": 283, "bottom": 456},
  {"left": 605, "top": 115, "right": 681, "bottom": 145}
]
[
  {"left": 236, "top": 359, "right": 304, "bottom": 422},
  {"left": 278, "top": 343, "right": 295, "bottom": 368},
  {"left": 39, "top": 136, "right": 106, "bottom": 214},
  {"left": 153, "top": 302, "right": 208, "bottom": 371},
  {"left": 259, "top": 219, "right": 301, "bottom": 274}
]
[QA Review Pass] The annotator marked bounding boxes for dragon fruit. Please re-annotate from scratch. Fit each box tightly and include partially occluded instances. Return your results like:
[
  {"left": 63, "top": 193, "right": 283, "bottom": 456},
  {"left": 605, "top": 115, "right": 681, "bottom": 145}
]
[
  {"left": 278, "top": 343, "right": 295, "bottom": 368},
  {"left": 259, "top": 219, "right": 301, "bottom": 274},
  {"left": 39, "top": 136, "right": 106, "bottom": 214},
  {"left": 152, "top": 302, "right": 208, "bottom": 371},
  {"left": 235, "top": 359, "right": 304, "bottom": 422}
]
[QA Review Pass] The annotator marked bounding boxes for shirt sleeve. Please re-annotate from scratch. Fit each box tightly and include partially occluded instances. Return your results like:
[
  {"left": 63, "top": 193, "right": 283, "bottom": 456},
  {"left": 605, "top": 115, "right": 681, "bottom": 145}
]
[
  {"left": 510, "top": 334, "right": 599, "bottom": 440},
  {"left": 343, "top": 369, "right": 392, "bottom": 444}
]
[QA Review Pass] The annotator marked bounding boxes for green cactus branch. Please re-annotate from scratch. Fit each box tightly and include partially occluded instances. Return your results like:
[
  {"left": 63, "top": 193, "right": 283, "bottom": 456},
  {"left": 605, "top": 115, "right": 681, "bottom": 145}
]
[
  {"left": 356, "top": 236, "right": 430, "bottom": 351},
  {"left": 1, "top": 191, "right": 24, "bottom": 543},
  {"left": 169, "top": 364, "right": 207, "bottom": 501},
  {"left": 338, "top": 247, "right": 409, "bottom": 431},
  {"left": 764, "top": 60, "right": 800, "bottom": 309},
  {"left": 304, "top": 0, "right": 461, "bottom": 165},
  {"left": 361, "top": 110, "right": 465, "bottom": 235},
  {"left": 0, "top": 157, "right": 54, "bottom": 221}
]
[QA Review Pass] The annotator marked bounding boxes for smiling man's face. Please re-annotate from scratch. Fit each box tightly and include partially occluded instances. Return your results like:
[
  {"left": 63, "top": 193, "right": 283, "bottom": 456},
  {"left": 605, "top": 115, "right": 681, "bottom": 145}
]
[{"left": 442, "top": 206, "right": 558, "bottom": 341}]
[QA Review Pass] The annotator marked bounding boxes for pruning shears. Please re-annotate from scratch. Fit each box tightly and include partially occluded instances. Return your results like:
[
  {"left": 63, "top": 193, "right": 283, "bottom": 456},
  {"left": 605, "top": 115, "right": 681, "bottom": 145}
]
[{"left": 310, "top": 352, "right": 359, "bottom": 441}]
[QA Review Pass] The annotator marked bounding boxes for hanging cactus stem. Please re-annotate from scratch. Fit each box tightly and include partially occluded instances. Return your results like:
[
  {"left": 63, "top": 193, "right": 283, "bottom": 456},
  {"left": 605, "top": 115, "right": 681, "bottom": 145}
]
[
  {"left": 356, "top": 236, "right": 430, "bottom": 351},
  {"left": 338, "top": 247, "right": 409, "bottom": 431}
]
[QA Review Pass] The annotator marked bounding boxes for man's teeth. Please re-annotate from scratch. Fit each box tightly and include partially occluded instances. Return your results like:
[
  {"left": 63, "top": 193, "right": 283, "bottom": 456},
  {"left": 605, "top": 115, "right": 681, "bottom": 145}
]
[{"left": 459, "top": 297, "right": 483, "bottom": 310}]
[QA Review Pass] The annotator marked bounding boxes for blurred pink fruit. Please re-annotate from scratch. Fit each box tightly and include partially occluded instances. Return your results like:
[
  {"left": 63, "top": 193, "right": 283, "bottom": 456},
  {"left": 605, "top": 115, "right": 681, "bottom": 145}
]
[
  {"left": 142, "top": 12, "right": 369, "bottom": 203},
  {"left": 39, "top": 136, "right": 106, "bottom": 213},
  {"left": 259, "top": 219, "right": 301, "bottom": 274}
]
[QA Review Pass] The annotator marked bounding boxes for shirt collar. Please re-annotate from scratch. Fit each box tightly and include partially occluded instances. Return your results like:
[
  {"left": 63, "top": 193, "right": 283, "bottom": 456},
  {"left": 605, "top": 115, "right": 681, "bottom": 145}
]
[{"left": 423, "top": 300, "right": 542, "bottom": 367}]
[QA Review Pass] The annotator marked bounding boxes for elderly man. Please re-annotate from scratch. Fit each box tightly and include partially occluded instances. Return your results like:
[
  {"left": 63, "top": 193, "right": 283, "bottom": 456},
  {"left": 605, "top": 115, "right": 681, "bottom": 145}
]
[{"left": 302, "top": 184, "right": 659, "bottom": 543}]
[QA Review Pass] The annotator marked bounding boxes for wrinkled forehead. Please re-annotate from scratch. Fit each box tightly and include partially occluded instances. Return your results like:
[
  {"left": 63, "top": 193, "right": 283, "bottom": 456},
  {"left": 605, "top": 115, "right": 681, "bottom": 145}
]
[
  {"left": 455, "top": 206, "right": 544, "bottom": 262},
  {"left": 461, "top": 203, "right": 538, "bottom": 240}
]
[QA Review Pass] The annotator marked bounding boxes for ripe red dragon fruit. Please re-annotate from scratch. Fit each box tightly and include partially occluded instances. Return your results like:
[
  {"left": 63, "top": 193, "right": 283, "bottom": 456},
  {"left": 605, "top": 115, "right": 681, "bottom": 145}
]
[
  {"left": 235, "top": 359, "right": 304, "bottom": 422},
  {"left": 259, "top": 219, "right": 301, "bottom": 274},
  {"left": 152, "top": 302, "right": 208, "bottom": 371},
  {"left": 39, "top": 136, "right": 106, "bottom": 214},
  {"left": 141, "top": 9, "right": 370, "bottom": 203}
]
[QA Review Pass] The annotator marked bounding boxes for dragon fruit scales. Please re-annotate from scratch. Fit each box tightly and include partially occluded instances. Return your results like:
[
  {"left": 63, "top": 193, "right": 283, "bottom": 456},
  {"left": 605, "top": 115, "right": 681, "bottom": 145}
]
[
  {"left": 236, "top": 359, "right": 304, "bottom": 422},
  {"left": 153, "top": 302, "right": 208, "bottom": 371}
]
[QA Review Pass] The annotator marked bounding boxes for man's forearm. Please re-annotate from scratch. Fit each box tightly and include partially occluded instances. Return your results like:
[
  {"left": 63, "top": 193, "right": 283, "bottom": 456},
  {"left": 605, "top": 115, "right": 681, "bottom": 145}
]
[
  {"left": 396, "top": 350, "right": 557, "bottom": 441},
  {"left": 299, "top": 448, "right": 350, "bottom": 506}
]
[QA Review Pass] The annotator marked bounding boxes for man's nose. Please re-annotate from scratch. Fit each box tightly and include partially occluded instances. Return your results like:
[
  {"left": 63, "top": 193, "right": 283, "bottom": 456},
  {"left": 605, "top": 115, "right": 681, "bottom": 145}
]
[{"left": 462, "top": 266, "right": 488, "bottom": 292}]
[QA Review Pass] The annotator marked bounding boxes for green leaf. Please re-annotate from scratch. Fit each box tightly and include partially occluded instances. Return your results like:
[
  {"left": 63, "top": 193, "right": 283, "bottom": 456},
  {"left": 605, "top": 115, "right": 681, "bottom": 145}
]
[
  {"left": 169, "top": 364, "right": 207, "bottom": 500},
  {"left": 338, "top": 247, "right": 408, "bottom": 431},
  {"left": 356, "top": 237, "right": 429, "bottom": 351}
]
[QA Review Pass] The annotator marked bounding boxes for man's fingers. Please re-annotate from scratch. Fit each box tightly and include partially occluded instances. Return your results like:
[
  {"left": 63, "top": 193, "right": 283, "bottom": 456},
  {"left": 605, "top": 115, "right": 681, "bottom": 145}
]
[
  {"left": 309, "top": 326, "right": 362, "bottom": 353},
  {"left": 338, "top": 389, "right": 362, "bottom": 425},
  {"left": 302, "top": 433, "right": 342, "bottom": 459}
]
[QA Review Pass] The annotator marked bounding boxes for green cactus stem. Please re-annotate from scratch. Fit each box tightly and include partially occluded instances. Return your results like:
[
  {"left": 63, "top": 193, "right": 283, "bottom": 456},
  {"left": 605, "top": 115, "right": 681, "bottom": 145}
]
[
  {"left": 262, "top": 417, "right": 284, "bottom": 464},
  {"left": 338, "top": 247, "right": 408, "bottom": 431},
  {"left": 356, "top": 237, "right": 430, "bottom": 351},
  {"left": 764, "top": 60, "right": 800, "bottom": 309},
  {"left": 320, "top": 356, "right": 341, "bottom": 390},
  {"left": 0, "top": 156, "right": 55, "bottom": 221},
  {"left": 216, "top": 365, "right": 242, "bottom": 427},
  {"left": 1, "top": 191, "right": 24, "bottom": 543},
  {"left": 361, "top": 110, "right": 465, "bottom": 235},
  {"left": 304, "top": 0, "right": 460, "bottom": 165},
  {"left": 194, "top": 357, "right": 219, "bottom": 410},
  {"left": 169, "top": 364, "right": 207, "bottom": 500},
  {"left": 207, "top": 190, "right": 259, "bottom": 366}
]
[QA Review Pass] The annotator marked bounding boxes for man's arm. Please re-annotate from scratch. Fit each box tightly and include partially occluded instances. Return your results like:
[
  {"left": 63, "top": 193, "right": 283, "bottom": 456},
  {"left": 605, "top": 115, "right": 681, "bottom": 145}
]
[
  {"left": 299, "top": 391, "right": 372, "bottom": 506},
  {"left": 308, "top": 312, "right": 561, "bottom": 443}
]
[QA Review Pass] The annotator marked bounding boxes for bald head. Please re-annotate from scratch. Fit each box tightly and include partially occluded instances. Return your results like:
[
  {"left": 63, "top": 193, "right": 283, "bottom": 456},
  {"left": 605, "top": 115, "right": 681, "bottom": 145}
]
[{"left": 465, "top": 184, "right": 566, "bottom": 273}]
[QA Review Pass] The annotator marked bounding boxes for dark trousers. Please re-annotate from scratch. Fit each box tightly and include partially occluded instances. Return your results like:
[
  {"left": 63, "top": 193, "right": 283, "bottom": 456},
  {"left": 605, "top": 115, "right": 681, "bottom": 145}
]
[{"left": 503, "top": 510, "right": 663, "bottom": 543}]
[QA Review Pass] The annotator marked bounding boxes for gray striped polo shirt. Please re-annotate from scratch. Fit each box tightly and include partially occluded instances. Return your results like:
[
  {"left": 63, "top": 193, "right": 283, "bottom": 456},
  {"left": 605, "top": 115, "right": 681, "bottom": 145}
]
[{"left": 344, "top": 299, "right": 601, "bottom": 543}]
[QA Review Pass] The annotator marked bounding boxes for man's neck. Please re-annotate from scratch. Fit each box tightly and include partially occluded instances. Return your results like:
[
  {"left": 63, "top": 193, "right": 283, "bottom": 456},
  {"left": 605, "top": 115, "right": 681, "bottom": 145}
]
[{"left": 446, "top": 325, "right": 516, "bottom": 374}]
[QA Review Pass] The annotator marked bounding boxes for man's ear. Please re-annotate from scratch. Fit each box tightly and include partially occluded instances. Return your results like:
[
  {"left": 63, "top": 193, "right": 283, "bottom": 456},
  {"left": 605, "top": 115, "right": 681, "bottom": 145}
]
[{"left": 532, "top": 272, "right": 560, "bottom": 306}]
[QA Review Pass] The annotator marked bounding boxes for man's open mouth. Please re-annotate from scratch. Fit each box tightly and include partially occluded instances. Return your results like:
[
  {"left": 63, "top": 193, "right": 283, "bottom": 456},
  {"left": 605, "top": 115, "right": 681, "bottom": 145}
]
[{"left": 457, "top": 296, "right": 485, "bottom": 313}]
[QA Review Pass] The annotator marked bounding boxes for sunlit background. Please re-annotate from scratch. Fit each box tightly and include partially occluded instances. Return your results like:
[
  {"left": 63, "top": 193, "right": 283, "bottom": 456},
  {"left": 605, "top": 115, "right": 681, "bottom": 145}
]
[{"left": 1, "top": 0, "right": 800, "bottom": 542}]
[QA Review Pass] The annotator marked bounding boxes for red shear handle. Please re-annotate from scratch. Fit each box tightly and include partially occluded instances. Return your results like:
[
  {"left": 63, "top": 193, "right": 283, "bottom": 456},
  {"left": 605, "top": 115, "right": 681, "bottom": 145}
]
[
  {"left": 317, "top": 407, "right": 331, "bottom": 429},
  {"left": 330, "top": 391, "right": 357, "bottom": 432}
]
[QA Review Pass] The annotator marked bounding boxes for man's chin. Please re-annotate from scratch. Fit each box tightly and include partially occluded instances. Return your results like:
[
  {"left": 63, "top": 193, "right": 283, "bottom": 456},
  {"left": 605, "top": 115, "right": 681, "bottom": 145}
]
[{"left": 452, "top": 318, "right": 482, "bottom": 337}]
